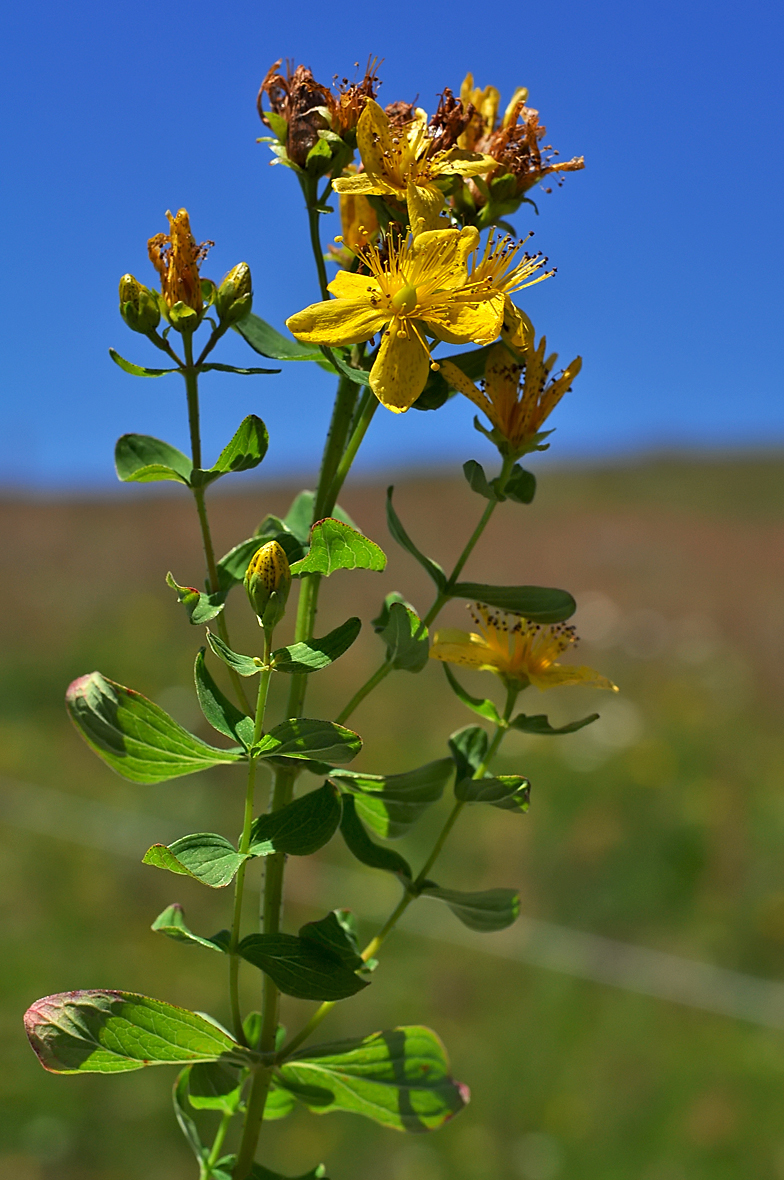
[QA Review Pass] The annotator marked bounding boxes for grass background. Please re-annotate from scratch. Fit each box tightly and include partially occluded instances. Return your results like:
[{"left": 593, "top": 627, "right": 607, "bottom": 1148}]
[{"left": 3, "top": 454, "right": 784, "bottom": 1180}]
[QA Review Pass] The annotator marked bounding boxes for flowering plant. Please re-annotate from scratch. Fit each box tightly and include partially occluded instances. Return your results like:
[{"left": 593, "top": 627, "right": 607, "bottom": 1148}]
[{"left": 24, "top": 60, "right": 609, "bottom": 1180}]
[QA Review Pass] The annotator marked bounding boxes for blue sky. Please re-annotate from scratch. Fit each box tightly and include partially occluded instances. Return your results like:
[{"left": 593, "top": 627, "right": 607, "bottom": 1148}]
[{"left": 1, "top": 0, "right": 782, "bottom": 488}]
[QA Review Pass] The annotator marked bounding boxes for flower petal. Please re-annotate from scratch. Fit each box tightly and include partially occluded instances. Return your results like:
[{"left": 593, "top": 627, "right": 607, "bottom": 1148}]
[
  {"left": 406, "top": 180, "right": 447, "bottom": 235},
  {"left": 431, "top": 148, "right": 497, "bottom": 177},
  {"left": 370, "top": 320, "right": 431, "bottom": 413},
  {"left": 438, "top": 360, "right": 492, "bottom": 418},
  {"left": 327, "top": 271, "right": 381, "bottom": 299},
  {"left": 286, "top": 297, "right": 387, "bottom": 346},
  {"left": 429, "top": 630, "right": 504, "bottom": 671},
  {"left": 405, "top": 227, "right": 471, "bottom": 291},
  {"left": 332, "top": 173, "right": 395, "bottom": 198},
  {"left": 528, "top": 664, "right": 619, "bottom": 692},
  {"left": 502, "top": 301, "right": 534, "bottom": 351},
  {"left": 427, "top": 294, "right": 504, "bottom": 346},
  {"left": 356, "top": 100, "right": 408, "bottom": 188}
]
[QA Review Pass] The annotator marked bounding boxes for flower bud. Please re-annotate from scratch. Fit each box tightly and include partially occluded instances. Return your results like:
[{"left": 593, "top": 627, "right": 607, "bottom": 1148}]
[
  {"left": 215, "top": 263, "right": 253, "bottom": 325},
  {"left": 244, "top": 540, "right": 291, "bottom": 629},
  {"left": 118, "top": 274, "right": 161, "bottom": 334}
]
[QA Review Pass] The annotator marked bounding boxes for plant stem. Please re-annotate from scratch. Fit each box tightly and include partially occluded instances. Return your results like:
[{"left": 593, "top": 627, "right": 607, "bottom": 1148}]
[
  {"left": 301, "top": 175, "right": 330, "bottom": 301},
  {"left": 280, "top": 685, "right": 518, "bottom": 1061},
  {"left": 202, "top": 1109, "right": 233, "bottom": 1177},
  {"left": 313, "top": 376, "right": 360, "bottom": 522},
  {"left": 182, "top": 333, "right": 251, "bottom": 712},
  {"left": 335, "top": 454, "right": 516, "bottom": 724},
  {"left": 325, "top": 388, "right": 377, "bottom": 512},
  {"left": 335, "top": 657, "right": 392, "bottom": 725},
  {"left": 236, "top": 189, "right": 379, "bottom": 1166},
  {"left": 228, "top": 647, "right": 273, "bottom": 1044}
]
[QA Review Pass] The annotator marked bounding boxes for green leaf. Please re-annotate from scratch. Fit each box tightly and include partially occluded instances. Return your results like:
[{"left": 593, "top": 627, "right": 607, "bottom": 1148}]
[
  {"left": 194, "top": 649, "right": 255, "bottom": 747},
  {"left": 290, "top": 519, "right": 386, "bottom": 578},
  {"left": 375, "top": 601, "right": 429, "bottom": 672},
  {"left": 451, "top": 583, "right": 576, "bottom": 623},
  {"left": 448, "top": 725, "right": 489, "bottom": 782},
  {"left": 166, "top": 572, "right": 226, "bottom": 624},
  {"left": 200, "top": 362, "right": 280, "bottom": 375},
  {"left": 188, "top": 1061, "right": 244, "bottom": 1113},
  {"left": 386, "top": 487, "right": 447, "bottom": 590},
  {"left": 173, "top": 1069, "right": 206, "bottom": 1162},
  {"left": 463, "top": 460, "right": 501, "bottom": 502},
  {"left": 66, "top": 672, "right": 244, "bottom": 783},
  {"left": 419, "top": 885, "right": 520, "bottom": 932},
  {"left": 455, "top": 775, "right": 531, "bottom": 812},
  {"left": 279, "top": 1026, "right": 468, "bottom": 1132},
  {"left": 151, "top": 904, "right": 229, "bottom": 952},
  {"left": 249, "top": 783, "right": 341, "bottom": 856},
  {"left": 115, "top": 433, "right": 192, "bottom": 486},
  {"left": 319, "top": 345, "right": 371, "bottom": 386},
  {"left": 142, "top": 833, "right": 247, "bottom": 888},
  {"left": 238, "top": 934, "right": 369, "bottom": 1001},
  {"left": 330, "top": 759, "right": 452, "bottom": 839},
  {"left": 260, "top": 1084, "right": 297, "bottom": 1122},
  {"left": 284, "top": 491, "right": 359, "bottom": 542},
  {"left": 254, "top": 719, "right": 361, "bottom": 764},
  {"left": 205, "top": 631, "right": 261, "bottom": 677},
  {"left": 191, "top": 415, "right": 270, "bottom": 489},
  {"left": 442, "top": 665, "right": 502, "bottom": 725},
  {"left": 510, "top": 712, "right": 600, "bottom": 735},
  {"left": 234, "top": 313, "right": 324, "bottom": 362},
  {"left": 273, "top": 617, "right": 361, "bottom": 674},
  {"left": 339, "top": 796, "right": 412, "bottom": 879},
  {"left": 24, "top": 991, "right": 252, "bottom": 1074},
  {"left": 503, "top": 464, "right": 536, "bottom": 504},
  {"left": 298, "top": 911, "right": 364, "bottom": 971},
  {"left": 109, "top": 348, "right": 178, "bottom": 377}
]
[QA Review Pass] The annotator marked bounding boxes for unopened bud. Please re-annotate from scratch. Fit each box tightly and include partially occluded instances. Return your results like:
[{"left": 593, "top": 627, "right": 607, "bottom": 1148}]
[
  {"left": 215, "top": 263, "right": 253, "bottom": 325},
  {"left": 119, "top": 274, "right": 160, "bottom": 334},
  {"left": 244, "top": 540, "right": 291, "bottom": 629}
]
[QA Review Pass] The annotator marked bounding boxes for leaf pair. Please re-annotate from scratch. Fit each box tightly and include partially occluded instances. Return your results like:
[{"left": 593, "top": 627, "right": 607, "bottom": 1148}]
[
  {"left": 66, "top": 672, "right": 361, "bottom": 784},
  {"left": 115, "top": 415, "right": 269, "bottom": 488},
  {"left": 144, "top": 783, "right": 343, "bottom": 890},
  {"left": 444, "top": 666, "right": 600, "bottom": 737},
  {"left": 463, "top": 459, "right": 536, "bottom": 505},
  {"left": 386, "top": 487, "right": 576, "bottom": 621},
  {"left": 26, "top": 991, "right": 467, "bottom": 1134}
]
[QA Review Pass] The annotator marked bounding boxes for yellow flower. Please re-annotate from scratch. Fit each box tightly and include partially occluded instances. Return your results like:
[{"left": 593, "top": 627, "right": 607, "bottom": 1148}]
[
  {"left": 148, "top": 209, "right": 213, "bottom": 314},
  {"left": 332, "top": 99, "right": 495, "bottom": 233},
  {"left": 467, "top": 231, "right": 554, "bottom": 348},
  {"left": 430, "top": 605, "right": 617, "bottom": 692},
  {"left": 458, "top": 73, "right": 529, "bottom": 152},
  {"left": 439, "top": 337, "right": 581, "bottom": 457},
  {"left": 286, "top": 226, "right": 505, "bottom": 412}
]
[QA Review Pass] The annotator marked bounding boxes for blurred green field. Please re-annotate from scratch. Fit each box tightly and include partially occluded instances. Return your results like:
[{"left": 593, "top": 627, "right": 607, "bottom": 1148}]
[{"left": 3, "top": 453, "right": 784, "bottom": 1180}]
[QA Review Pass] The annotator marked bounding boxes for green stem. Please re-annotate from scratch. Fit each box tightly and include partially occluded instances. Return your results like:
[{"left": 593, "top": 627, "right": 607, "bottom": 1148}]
[
  {"left": 235, "top": 196, "right": 378, "bottom": 1160},
  {"left": 280, "top": 686, "right": 518, "bottom": 1061},
  {"left": 313, "top": 376, "right": 359, "bottom": 522},
  {"left": 182, "top": 334, "right": 251, "bottom": 712},
  {"left": 335, "top": 658, "right": 392, "bottom": 725},
  {"left": 202, "top": 1109, "right": 233, "bottom": 1177},
  {"left": 325, "top": 388, "right": 378, "bottom": 512},
  {"left": 302, "top": 176, "right": 330, "bottom": 301},
  {"left": 335, "top": 454, "right": 516, "bottom": 724},
  {"left": 228, "top": 647, "right": 274, "bottom": 1044}
]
